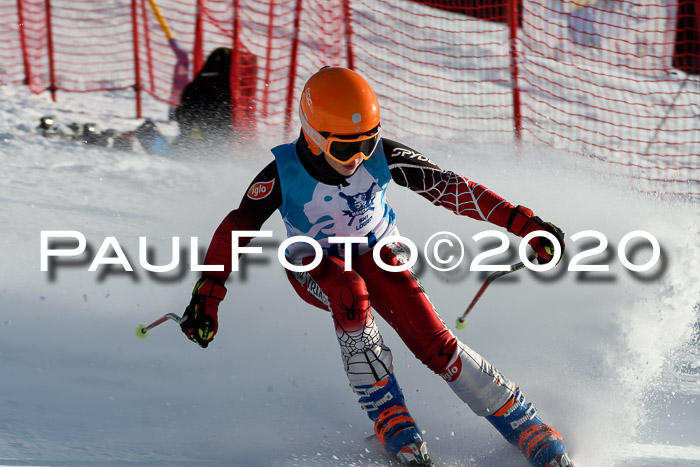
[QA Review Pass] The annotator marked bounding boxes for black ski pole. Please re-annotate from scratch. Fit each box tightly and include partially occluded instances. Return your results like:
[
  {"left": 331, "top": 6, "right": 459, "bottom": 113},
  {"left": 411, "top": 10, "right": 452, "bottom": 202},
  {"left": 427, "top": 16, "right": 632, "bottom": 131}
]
[{"left": 456, "top": 251, "right": 537, "bottom": 330}]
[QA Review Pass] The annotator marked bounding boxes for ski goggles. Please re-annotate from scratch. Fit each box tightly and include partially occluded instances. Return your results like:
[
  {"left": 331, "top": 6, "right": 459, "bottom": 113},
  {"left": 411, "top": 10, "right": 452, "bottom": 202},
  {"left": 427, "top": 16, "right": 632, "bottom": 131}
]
[{"left": 300, "top": 107, "right": 382, "bottom": 164}]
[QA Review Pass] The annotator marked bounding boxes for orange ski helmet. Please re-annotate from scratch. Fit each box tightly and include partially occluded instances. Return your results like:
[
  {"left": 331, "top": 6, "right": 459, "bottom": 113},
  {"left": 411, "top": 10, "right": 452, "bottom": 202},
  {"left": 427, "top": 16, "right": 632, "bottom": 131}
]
[{"left": 299, "top": 67, "right": 381, "bottom": 162}]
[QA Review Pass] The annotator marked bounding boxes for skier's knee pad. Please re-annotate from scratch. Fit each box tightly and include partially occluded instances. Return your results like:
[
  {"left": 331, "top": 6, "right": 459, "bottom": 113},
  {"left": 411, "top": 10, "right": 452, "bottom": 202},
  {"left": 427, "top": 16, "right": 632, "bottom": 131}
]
[
  {"left": 439, "top": 341, "right": 514, "bottom": 416},
  {"left": 328, "top": 272, "right": 371, "bottom": 334}
]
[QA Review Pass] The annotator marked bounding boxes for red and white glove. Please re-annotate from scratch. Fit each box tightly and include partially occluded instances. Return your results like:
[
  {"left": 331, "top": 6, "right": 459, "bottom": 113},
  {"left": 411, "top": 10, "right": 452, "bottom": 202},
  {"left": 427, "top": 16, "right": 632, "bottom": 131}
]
[
  {"left": 506, "top": 205, "right": 565, "bottom": 265},
  {"left": 180, "top": 277, "right": 227, "bottom": 348}
]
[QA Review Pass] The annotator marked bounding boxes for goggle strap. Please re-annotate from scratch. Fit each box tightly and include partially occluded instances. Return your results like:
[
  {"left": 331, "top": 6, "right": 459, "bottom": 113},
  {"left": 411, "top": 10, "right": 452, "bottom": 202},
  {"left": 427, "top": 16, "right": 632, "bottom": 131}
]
[
  {"left": 300, "top": 104, "right": 381, "bottom": 163},
  {"left": 299, "top": 105, "right": 330, "bottom": 152}
]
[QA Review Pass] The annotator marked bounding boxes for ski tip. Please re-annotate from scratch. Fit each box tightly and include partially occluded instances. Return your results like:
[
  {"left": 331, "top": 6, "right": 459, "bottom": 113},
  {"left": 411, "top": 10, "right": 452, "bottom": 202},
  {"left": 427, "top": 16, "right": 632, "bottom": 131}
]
[{"left": 135, "top": 324, "right": 150, "bottom": 339}]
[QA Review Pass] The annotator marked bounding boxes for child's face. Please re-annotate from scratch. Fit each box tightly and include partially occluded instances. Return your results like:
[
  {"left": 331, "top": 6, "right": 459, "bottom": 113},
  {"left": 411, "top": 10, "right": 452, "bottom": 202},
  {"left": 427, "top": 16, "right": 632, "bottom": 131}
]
[{"left": 324, "top": 153, "right": 363, "bottom": 176}]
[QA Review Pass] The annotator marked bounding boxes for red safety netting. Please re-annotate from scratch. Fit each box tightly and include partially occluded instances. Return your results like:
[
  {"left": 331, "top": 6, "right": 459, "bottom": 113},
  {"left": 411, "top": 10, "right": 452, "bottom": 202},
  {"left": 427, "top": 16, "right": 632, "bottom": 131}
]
[
  {"left": 1, "top": 0, "right": 698, "bottom": 196},
  {"left": 136, "top": 0, "right": 197, "bottom": 108},
  {"left": 16, "top": 0, "right": 137, "bottom": 96},
  {"left": 351, "top": 0, "right": 515, "bottom": 140},
  {"left": 198, "top": 0, "right": 351, "bottom": 140},
  {"left": 355, "top": 0, "right": 699, "bottom": 196},
  {"left": 519, "top": 0, "right": 700, "bottom": 196},
  {"left": 0, "top": 2, "right": 26, "bottom": 85}
]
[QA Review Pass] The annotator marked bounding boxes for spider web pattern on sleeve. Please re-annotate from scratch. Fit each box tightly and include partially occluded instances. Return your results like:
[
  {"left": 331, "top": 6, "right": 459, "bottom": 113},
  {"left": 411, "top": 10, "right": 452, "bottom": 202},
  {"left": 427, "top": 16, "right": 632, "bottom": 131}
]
[{"left": 390, "top": 163, "right": 512, "bottom": 226}]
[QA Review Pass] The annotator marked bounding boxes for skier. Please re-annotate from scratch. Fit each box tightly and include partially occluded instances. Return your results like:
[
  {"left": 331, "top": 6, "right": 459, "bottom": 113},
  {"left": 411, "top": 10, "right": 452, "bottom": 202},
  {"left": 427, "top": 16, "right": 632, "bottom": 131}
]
[{"left": 179, "top": 66, "right": 574, "bottom": 466}]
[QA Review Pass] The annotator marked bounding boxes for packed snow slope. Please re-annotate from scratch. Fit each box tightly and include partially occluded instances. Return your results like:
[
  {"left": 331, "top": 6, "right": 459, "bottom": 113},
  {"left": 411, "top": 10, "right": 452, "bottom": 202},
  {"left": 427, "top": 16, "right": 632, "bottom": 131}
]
[{"left": 0, "top": 85, "right": 699, "bottom": 467}]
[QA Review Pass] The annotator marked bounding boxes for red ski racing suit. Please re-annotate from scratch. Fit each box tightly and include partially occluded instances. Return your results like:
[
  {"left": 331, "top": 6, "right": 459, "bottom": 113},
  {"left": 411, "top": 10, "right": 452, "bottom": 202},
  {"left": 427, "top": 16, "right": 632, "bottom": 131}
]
[{"left": 182, "top": 135, "right": 572, "bottom": 467}]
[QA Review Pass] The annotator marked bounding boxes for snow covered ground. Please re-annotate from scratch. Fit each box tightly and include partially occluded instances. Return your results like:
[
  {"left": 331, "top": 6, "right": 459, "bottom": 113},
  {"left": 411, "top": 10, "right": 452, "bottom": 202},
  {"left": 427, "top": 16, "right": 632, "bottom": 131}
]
[{"left": 0, "top": 82, "right": 699, "bottom": 467}]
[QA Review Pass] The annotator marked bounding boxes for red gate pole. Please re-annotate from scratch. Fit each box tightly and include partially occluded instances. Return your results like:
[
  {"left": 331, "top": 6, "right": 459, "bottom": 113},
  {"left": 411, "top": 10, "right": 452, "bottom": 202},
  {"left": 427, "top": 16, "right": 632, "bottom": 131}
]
[
  {"left": 695, "top": 0, "right": 700, "bottom": 74},
  {"left": 131, "top": 0, "right": 142, "bottom": 118},
  {"left": 16, "top": 0, "right": 32, "bottom": 86},
  {"left": 508, "top": 0, "right": 522, "bottom": 141},
  {"left": 284, "top": 0, "right": 303, "bottom": 135},
  {"left": 141, "top": 0, "right": 156, "bottom": 94},
  {"left": 193, "top": 0, "right": 204, "bottom": 75},
  {"left": 262, "top": 0, "right": 276, "bottom": 118},
  {"left": 231, "top": 0, "right": 241, "bottom": 134},
  {"left": 44, "top": 0, "right": 57, "bottom": 102},
  {"left": 342, "top": 0, "right": 354, "bottom": 70}
]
